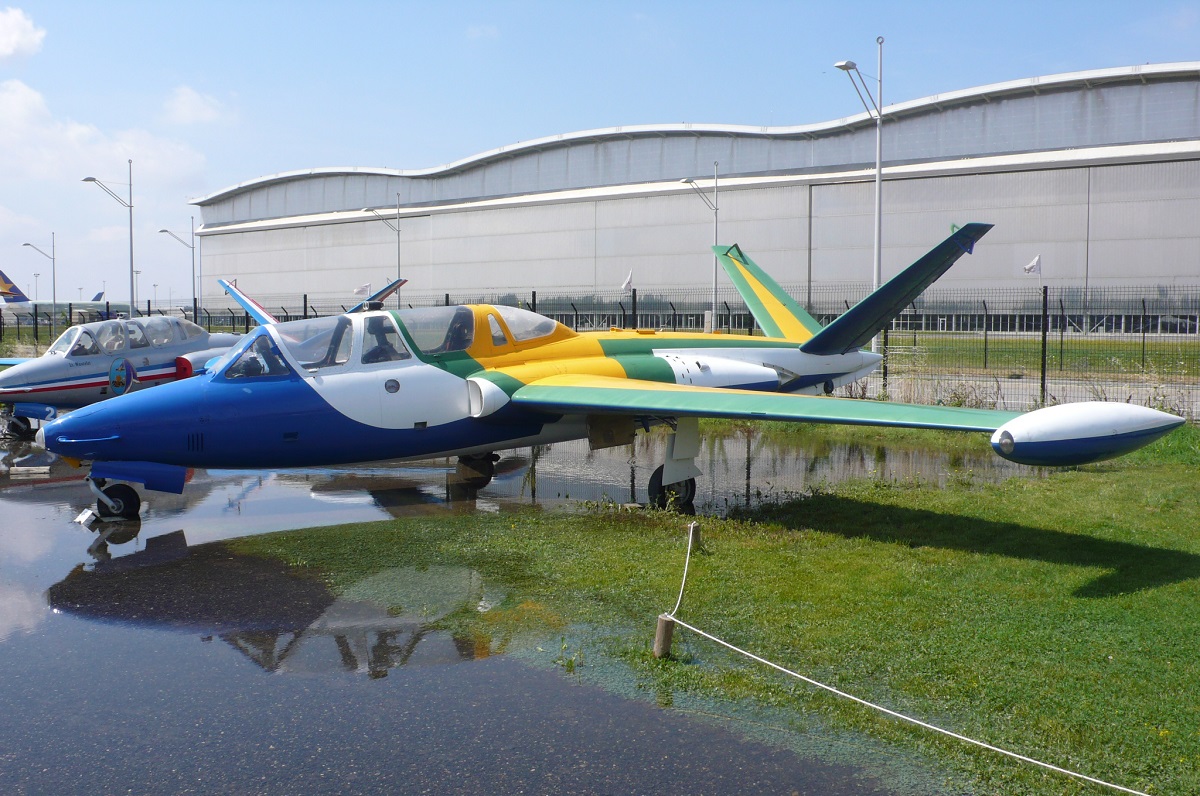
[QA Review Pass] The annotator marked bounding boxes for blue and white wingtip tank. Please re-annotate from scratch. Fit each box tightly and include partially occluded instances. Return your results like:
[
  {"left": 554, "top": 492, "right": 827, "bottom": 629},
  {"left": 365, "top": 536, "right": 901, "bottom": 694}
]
[{"left": 991, "top": 402, "right": 1186, "bottom": 466}]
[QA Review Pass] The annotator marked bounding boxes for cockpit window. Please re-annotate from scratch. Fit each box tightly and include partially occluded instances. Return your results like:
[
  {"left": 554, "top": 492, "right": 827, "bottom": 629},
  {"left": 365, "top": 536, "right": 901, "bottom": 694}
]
[
  {"left": 176, "top": 318, "right": 205, "bottom": 340},
  {"left": 493, "top": 305, "right": 559, "bottom": 342},
  {"left": 487, "top": 315, "right": 507, "bottom": 347},
  {"left": 71, "top": 330, "right": 101, "bottom": 357},
  {"left": 361, "top": 315, "right": 411, "bottom": 364},
  {"left": 224, "top": 334, "right": 292, "bottom": 379},
  {"left": 48, "top": 327, "right": 77, "bottom": 356},
  {"left": 143, "top": 316, "right": 177, "bottom": 346},
  {"left": 95, "top": 320, "right": 126, "bottom": 353},
  {"left": 274, "top": 315, "right": 354, "bottom": 371},
  {"left": 397, "top": 306, "right": 475, "bottom": 354},
  {"left": 126, "top": 321, "right": 150, "bottom": 349}
]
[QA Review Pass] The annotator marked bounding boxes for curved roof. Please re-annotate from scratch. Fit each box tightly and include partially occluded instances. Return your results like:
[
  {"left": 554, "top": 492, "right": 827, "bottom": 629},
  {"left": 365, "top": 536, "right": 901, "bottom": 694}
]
[{"left": 195, "top": 62, "right": 1200, "bottom": 226}]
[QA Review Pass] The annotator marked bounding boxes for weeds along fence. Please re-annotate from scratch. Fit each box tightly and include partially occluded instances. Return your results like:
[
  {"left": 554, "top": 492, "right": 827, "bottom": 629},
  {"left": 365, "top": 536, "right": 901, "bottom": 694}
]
[{"left": 3, "top": 283, "right": 1198, "bottom": 418}]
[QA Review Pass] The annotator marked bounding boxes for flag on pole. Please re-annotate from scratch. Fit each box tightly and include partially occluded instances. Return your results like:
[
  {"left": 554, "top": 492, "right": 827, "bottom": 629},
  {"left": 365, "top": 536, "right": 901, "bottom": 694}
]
[
  {"left": 353, "top": 283, "right": 371, "bottom": 297},
  {"left": 620, "top": 271, "right": 633, "bottom": 292},
  {"left": 1023, "top": 255, "right": 1041, "bottom": 275}
]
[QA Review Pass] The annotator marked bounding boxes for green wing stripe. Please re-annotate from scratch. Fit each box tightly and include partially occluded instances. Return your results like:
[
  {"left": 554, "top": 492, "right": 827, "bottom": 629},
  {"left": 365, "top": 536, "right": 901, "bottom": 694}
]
[{"left": 511, "top": 375, "right": 1021, "bottom": 433}]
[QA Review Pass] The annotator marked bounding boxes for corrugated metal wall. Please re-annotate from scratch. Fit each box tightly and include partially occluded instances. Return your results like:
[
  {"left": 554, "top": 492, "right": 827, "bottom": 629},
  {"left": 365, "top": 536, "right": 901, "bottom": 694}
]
[{"left": 199, "top": 160, "right": 1200, "bottom": 299}]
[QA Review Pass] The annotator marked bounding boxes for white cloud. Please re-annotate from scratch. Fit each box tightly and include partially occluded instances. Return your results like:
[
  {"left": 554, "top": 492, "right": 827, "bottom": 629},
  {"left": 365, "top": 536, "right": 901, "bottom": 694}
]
[
  {"left": 0, "top": 7, "right": 44, "bottom": 59},
  {"left": 0, "top": 583, "right": 45, "bottom": 641},
  {"left": 163, "top": 85, "right": 226, "bottom": 125}
]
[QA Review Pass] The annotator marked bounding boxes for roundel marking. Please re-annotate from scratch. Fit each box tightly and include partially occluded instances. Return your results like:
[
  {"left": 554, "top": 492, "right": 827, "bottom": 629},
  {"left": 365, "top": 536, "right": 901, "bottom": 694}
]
[{"left": 108, "top": 357, "right": 137, "bottom": 396}]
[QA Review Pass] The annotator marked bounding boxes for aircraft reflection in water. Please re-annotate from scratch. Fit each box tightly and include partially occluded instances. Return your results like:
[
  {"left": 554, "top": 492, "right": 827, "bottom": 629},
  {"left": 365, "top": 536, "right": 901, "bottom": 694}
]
[{"left": 48, "top": 538, "right": 500, "bottom": 677}]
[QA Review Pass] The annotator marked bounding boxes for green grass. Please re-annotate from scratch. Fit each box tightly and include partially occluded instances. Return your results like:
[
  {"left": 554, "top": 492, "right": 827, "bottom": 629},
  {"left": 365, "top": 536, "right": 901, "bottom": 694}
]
[
  {"left": 226, "top": 424, "right": 1200, "bottom": 795},
  {"left": 894, "top": 332, "right": 1200, "bottom": 381}
]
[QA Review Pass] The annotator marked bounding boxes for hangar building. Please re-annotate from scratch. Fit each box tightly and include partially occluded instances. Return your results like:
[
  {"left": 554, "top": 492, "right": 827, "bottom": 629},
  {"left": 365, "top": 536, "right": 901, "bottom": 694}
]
[{"left": 192, "top": 62, "right": 1200, "bottom": 306}]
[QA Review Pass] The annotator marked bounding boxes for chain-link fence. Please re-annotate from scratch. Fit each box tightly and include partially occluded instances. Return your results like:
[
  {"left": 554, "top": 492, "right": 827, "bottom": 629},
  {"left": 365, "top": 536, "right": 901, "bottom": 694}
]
[{"left": 5, "top": 282, "right": 1197, "bottom": 418}]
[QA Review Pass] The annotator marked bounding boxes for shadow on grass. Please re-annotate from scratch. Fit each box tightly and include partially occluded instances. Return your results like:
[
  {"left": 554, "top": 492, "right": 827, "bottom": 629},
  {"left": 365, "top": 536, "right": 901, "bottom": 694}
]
[{"left": 746, "top": 494, "right": 1200, "bottom": 598}]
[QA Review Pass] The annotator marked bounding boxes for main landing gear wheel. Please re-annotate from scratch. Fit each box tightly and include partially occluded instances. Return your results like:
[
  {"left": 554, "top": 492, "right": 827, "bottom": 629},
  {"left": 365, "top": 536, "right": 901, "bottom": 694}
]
[
  {"left": 648, "top": 465, "right": 696, "bottom": 510},
  {"left": 7, "top": 415, "right": 34, "bottom": 440},
  {"left": 95, "top": 483, "right": 142, "bottom": 520}
]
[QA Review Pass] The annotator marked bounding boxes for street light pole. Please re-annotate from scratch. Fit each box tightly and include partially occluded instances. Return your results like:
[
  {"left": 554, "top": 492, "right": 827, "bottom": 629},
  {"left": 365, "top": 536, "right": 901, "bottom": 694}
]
[
  {"left": 159, "top": 217, "right": 196, "bottom": 319},
  {"left": 681, "top": 161, "right": 719, "bottom": 332},
  {"left": 362, "top": 194, "right": 402, "bottom": 307},
  {"left": 836, "top": 36, "right": 885, "bottom": 351},
  {"left": 22, "top": 232, "right": 56, "bottom": 339},
  {"left": 83, "top": 159, "right": 134, "bottom": 318}
]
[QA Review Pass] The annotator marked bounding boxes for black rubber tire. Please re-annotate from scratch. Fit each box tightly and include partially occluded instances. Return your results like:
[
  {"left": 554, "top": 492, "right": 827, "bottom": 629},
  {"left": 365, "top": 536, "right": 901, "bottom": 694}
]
[
  {"left": 7, "top": 416, "right": 34, "bottom": 440},
  {"left": 648, "top": 465, "right": 697, "bottom": 509},
  {"left": 96, "top": 483, "right": 142, "bottom": 520}
]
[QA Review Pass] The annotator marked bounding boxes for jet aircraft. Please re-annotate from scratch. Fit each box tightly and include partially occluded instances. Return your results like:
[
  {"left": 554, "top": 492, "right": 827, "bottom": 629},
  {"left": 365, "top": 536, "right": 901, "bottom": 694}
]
[
  {"left": 0, "top": 269, "right": 121, "bottom": 323},
  {"left": 1, "top": 315, "right": 241, "bottom": 438},
  {"left": 40, "top": 224, "right": 1185, "bottom": 519}
]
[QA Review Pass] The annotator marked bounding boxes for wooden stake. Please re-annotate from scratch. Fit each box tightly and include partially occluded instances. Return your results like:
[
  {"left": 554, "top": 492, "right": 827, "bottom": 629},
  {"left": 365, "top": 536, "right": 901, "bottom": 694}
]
[{"left": 653, "top": 613, "right": 675, "bottom": 659}]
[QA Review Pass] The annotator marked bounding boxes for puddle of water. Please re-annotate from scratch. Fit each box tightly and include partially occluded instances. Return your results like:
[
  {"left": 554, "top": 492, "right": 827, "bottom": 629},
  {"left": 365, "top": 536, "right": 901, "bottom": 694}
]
[{"left": 0, "top": 428, "right": 1023, "bottom": 794}]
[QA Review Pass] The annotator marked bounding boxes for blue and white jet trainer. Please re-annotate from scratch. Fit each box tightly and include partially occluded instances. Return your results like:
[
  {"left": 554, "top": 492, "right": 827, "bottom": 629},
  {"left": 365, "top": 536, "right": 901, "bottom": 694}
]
[{"left": 39, "top": 224, "right": 1184, "bottom": 519}]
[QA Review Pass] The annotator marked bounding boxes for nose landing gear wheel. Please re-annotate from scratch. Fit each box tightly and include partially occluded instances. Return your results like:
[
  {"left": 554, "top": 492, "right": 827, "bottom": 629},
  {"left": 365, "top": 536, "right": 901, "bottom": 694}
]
[
  {"left": 7, "top": 415, "right": 34, "bottom": 440},
  {"left": 96, "top": 483, "right": 142, "bottom": 520},
  {"left": 648, "top": 465, "right": 696, "bottom": 509}
]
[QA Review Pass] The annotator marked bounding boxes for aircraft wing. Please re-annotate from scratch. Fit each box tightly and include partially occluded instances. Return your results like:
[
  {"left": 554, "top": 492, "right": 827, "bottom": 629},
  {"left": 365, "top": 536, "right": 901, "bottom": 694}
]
[{"left": 507, "top": 374, "right": 1020, "bottom": 432}]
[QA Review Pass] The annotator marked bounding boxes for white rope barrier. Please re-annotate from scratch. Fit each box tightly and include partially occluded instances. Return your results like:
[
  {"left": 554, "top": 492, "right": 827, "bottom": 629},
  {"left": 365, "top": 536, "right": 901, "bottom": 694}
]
[{"left": 663, "top": 525, "right": 1150, "bottom": 796}]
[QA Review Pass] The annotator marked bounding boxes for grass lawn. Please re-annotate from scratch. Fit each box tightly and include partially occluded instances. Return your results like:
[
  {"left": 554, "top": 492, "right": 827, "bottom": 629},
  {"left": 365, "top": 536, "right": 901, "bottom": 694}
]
[{"left": 229, "top": 423, "right": 1200, "bottom": 795}]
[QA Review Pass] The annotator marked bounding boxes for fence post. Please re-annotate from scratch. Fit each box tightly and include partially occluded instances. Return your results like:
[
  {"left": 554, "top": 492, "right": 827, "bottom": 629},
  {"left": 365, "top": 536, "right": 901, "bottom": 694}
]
[
  {"left": 32, "top": 304, "right": 38, "bottom": 344},
  {"left": 303, "top": 294, "right": 309, "bottom": 320},
  {"left": 531, "top": 290, "right": 537, "bottom": 313},
  {"left": 1141, "top": 298, "right": 1147, "bottom": 370},
  {"left": 1059, "top": 298, "right": 1066, "bottom": 371},
  {"left": 982, "top": 300, "right": 989, "bottom": 370},
  {"left": 631, "top": 288, "right": 637, "bottom": 328},
  {"left": 1040, "top": 285, "right": 1048, "bottom": 406},
  {"left": 881, "top": 327, "right": 889, "bottom": 398}
]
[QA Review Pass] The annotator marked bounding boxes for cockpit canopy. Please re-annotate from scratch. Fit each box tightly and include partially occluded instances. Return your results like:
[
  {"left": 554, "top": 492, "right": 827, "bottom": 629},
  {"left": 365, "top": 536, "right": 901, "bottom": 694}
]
[
  {"left": 213, "top": 305, "right": 569, "bottom": 380},
  {"left": 46, "top": 317, "right": 208, "bottom": 358}
]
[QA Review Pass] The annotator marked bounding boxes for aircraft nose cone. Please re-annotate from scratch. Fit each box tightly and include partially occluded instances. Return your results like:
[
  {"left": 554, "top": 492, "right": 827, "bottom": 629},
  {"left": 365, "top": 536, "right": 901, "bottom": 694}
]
[{"left": 42, "top": 402, "right": 123, "bottom": 460}]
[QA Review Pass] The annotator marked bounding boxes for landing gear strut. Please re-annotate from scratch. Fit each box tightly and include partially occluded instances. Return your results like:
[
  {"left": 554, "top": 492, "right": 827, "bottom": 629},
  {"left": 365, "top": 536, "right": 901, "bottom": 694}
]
[{"left": 648, "top": 416, "right": 701, "bottom": 511}]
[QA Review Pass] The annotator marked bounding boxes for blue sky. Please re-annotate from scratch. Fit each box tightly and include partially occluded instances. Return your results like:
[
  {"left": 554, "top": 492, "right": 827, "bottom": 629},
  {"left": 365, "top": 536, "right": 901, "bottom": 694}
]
[{"left": 2, "top": 0, "right": 1198, "bottom": 305}]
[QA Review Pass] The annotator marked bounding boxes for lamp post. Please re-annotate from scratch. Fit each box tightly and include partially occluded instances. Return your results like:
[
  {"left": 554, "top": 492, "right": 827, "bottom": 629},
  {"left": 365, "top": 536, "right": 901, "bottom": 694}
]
[
  {"left": 680, "top": 161, "right": 719, "bottom": 332},
  {"left": 24, "top": 234, "right": 58, "bottom": 338},
  {"left": 159, "top": 216, "right": 196, "bottom": 318},
  {"left": 32, "top": 273, "right": 39, "bottom": 300},
  {"left": 836, "top": 36, "right": 884, "bottom": 351},
  {"left": 362, "top": 193, "right": 402, "bottom": 306},
  {"left": 134, "top": 270, "right": 142, "bottom": 310},
  {"left": 83, "top": 159, "right": 134, "bottom": 318}
]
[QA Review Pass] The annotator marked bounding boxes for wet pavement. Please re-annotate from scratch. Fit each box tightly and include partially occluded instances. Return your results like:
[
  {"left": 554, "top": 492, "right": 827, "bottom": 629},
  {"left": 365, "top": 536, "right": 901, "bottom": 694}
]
[{"left": 0, "top": 431, "right": 1024, "bottom": 794}]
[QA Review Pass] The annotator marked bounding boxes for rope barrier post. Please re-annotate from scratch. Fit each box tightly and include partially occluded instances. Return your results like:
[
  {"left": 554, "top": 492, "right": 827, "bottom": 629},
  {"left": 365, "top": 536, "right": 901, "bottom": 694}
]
[
  {"left": 689, "top": 521, "right": 701, "bottom": 550},
  {"left": 653, "top": 613, "right": 675, "bottom": 659}
]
